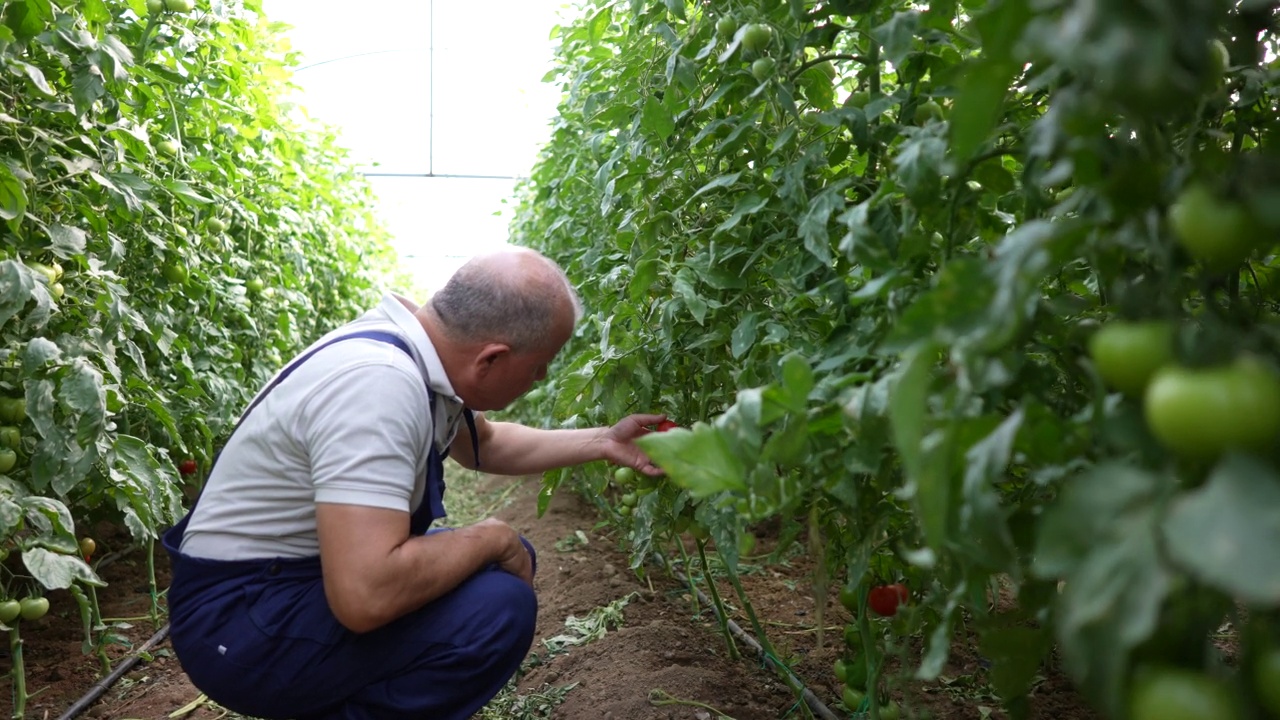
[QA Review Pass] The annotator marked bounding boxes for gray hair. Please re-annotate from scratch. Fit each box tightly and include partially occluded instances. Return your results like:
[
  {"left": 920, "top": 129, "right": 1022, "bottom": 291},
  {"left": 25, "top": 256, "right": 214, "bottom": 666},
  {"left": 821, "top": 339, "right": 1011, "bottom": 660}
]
[{"left": 430, "top": 250, "right": 583, "bottom": 353}]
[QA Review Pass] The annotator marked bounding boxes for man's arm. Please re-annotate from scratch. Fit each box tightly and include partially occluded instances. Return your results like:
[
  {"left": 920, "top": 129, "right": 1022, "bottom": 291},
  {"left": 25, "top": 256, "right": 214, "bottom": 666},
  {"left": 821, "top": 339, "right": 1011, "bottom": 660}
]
[
  {"left": 316, "top": 504, "right": 531, "bottom": 633},
  {"left": 448, "top": 412, "right": 666, "bottom": 476}
]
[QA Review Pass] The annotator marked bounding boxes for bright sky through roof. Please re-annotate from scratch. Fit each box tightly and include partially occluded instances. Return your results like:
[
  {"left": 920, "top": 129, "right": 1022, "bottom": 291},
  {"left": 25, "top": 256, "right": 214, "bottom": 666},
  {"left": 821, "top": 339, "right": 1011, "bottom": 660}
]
[{"left": 258, "top": 0, "right": 569, "bottom": 295}]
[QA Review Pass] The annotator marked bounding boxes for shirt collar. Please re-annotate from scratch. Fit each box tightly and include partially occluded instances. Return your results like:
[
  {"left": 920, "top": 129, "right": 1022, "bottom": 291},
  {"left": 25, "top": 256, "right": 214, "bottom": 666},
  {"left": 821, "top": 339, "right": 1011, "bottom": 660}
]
[{"left": 380, "top": 293, "right": 460, "bottom": 403}]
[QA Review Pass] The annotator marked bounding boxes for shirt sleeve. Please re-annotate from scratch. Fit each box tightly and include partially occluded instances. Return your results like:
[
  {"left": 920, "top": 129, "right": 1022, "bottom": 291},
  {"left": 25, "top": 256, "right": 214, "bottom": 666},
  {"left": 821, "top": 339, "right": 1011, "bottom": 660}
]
[{"left": 297, "top": 357, "right": 431, "bottom": 512}]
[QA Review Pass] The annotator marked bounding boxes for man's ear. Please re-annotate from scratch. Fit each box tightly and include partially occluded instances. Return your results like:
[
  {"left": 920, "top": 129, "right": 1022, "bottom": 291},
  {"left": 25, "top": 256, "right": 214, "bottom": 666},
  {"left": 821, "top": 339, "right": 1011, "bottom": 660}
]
[{"left": 474, "top": 343, "right": 511, "bottom": 376}]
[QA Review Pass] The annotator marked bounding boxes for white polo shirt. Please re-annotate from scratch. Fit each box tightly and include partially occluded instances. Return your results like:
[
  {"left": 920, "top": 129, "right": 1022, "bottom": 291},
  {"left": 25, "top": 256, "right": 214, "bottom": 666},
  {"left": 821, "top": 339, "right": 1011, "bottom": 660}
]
[{"left": 179, "top": 294, "right": 468, "bottom": 560}]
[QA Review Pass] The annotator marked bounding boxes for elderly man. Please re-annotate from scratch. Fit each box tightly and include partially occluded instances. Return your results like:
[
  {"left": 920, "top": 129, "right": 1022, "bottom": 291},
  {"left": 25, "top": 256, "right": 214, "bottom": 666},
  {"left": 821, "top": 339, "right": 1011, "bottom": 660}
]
[{"left": 162, "top": 248, "right": 662, "bottom": 720}]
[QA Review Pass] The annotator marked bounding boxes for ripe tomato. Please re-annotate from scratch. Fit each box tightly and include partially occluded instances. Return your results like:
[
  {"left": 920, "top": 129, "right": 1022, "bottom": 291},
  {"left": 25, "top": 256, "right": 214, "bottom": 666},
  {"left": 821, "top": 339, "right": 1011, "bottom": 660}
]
[
  {"left": 1168, "top": 183, "right": 1259, "bottom": 273},
  {"left": 0, "top": 448, "right": 16, "bottom": 474},
  {"left": 751, "top": 57, "right": 776, "bottom": 82},
  {"left": 79, "top": 537, "right": 96, "bottom": 559},
  {"left": 0, "top": 426, "right": 20, "bottom": 449},
  {"left": 178, "top": 459, "right": 198, "bottom": 475},
  {"left": 19, "top": 597, "right": 49, "bottom": 621},
  {"left": 1130, "top": 667, "right": 1238, "bottom": 720},
  {"left": 868, "top": 583, "right": 909, "bottom": 617},
  {"left": 614, "top": 466, "right": 636, "bottom": 484},
  {"left": 0, "top": 599, "right": 19, "bottom": 624},
  {"left": 1144, "top": 358, "right": 1280, "bottom": 460},
  {"left": 741, "top": 23, "right": 772, "bottom": 52},
  {"left": 656, "top": 420, "right": 679, "bottom": 432},
  {"left": 1088, "top": 320, "right": 1175, "bottom": 396},
  {"left": 1253, "top": 648, "right": 1280, "bottom": 718}
]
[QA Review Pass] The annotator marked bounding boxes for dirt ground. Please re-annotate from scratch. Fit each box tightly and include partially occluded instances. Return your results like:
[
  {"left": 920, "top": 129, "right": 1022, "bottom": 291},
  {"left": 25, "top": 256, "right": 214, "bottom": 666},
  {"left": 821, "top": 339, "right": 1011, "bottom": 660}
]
[{"left": 3, "top": 471, "right": 1103, "bottom": 720}]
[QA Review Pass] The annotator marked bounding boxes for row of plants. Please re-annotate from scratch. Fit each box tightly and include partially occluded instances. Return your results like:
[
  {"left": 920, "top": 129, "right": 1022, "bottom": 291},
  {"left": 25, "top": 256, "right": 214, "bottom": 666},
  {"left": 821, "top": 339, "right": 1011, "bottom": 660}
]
[
  {"left": 508, "top": 0, "right": 1280, "bottom": 718},
  {"left": 0, "top": 0, "right": 400, "bottom": 715}
]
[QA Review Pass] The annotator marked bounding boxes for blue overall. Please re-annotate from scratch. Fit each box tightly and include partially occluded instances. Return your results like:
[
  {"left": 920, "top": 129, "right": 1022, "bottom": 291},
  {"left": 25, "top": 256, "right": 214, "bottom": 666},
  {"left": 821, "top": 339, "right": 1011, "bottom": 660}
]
[{"left": 162, "top": 331, "right": 538, "bottom": 720}]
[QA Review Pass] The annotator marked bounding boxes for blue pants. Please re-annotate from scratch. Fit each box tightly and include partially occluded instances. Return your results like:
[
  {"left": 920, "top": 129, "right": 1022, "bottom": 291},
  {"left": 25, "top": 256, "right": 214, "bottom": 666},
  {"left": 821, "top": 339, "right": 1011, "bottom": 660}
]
[{"left": 165, "top": 532, "right": 538, "bottom": 720}]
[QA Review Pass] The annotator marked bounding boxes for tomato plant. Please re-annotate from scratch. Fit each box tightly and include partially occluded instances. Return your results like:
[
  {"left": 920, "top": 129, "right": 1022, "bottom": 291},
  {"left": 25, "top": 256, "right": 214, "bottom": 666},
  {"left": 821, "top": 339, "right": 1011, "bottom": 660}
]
[{"left": 510, "top": 0, "right": 1280, "bottom": 717}]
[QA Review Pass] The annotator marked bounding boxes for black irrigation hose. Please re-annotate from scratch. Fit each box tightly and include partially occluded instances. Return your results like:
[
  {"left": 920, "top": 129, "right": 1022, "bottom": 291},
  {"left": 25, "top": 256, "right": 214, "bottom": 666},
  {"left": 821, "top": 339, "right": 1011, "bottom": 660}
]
[
  {"left": 56, "top": 621, "right": 171, "bottom": 720},
  {"left": 652, "top": 552, "right": 842, "bottom": 720}
]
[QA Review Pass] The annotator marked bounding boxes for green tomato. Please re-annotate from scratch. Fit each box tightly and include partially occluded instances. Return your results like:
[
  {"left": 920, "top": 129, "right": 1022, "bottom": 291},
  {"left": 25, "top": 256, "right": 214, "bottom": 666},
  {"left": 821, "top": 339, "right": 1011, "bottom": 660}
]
[
  {"left": 741, "top": 23, "right": 772, "bottom": 53},
  {"left": 618, "top": 505, "right": 632, "bottom": 517},
  {"left": 614, "top": 466, "right": 636, "bottom": 485},
  {"left": 751, "top": 57, "right": 776, "bottom": 82},
  {"left": 163, "top": 263, "right": 189, "bottom": 284},
  {"left": 0, "top": 398, "right": 25, "bottom": 424},
  {"left": 1144, "top": 358, "right": 1280, "bottom": 460},
  {"left": 620, "top": 492, "right": 637, "bottom": 508},
  {"left": 157, "top": 139, "right": 180, "bottom": 156},
  {"left": 0, "top": 426, "right": 21, "bottom": 449},
  {"left": 26, "top": 262, "right": 58, "bottom": 284},
  {"left": 0, "top": 448, "right": 16, "bottom": 474},
  {"left": 1088, "top": 320, "right": 1175, "bottom": 396},
  {"left": 838, "top": 585, "right": 859, "bottom": 613},
  {"left": 737, "top": 531, "right": 756, "bottom": 556},
  {"left": 18, "top": 597, "right": 48, "bottom": 621},
  {"left": 246, "top": 277, "right": 266, "bottom": 293},
  {"left": 913, "top": 99, "right": 944, "bottom": 124},
  {"left": 164, "top": 0, "right": 195, "bottom": 12},
  {"left": 50, "top": 282, "right": 64, "bottom": 300},
  {"left": 715, "top": 16, "right": 737, "bottom": 37},
  {"left": 842, "top": 686, "right": 865, "bottom": 712},
  {"left": 0, "top": 599, "right": 19, "bottom": 624},
  {"left": 833, "top": 658, "right": 850, "bottom": 683},
  {"left": 1130, "top": 667, "right": 1238, "bottom": 720},
  {"left": 146, "top": 0, "right": 164, "bottom": 13},
  {"left": 1169, "top": 183, "right": 1259, "bottom": 273},
  {"left": 845, "top": 90, "right": 871, "bottom": 109},
  {"left": 207, "top": 217, "right": 227, "bottom": 233},
  {"left": 1209, "top": 39, "right": 1230, "bottom": 81},
  {"left": 1254, "top": 648, "right": 1280, "bottom": 717}
]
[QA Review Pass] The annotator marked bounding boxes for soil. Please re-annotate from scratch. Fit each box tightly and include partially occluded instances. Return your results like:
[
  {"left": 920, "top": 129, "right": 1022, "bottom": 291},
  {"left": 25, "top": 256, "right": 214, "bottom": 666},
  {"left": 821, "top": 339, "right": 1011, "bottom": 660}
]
[{"left": 2, "top": 472, "right": 1105, "bottom": 720}]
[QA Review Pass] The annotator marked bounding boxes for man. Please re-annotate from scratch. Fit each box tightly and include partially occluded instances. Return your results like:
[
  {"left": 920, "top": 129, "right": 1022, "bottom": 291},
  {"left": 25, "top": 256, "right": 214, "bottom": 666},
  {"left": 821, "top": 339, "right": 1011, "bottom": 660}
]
[{"left": 162, "top": 247, "right": 663, "bottom": 720}]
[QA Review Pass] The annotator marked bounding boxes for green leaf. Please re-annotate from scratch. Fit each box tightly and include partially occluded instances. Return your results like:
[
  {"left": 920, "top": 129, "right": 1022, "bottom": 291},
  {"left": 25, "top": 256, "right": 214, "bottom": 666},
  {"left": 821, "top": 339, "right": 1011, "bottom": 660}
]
[
  {"left": 1162, "top": 453, "right": 1280, "bottom": 606},
  {"left": 46, "top": 223, "right": 87, "bottom": 256},
  {"left": 19, "top": 61, "right": 55, "bottom": 96},
  {"left": 882, "top": 259, "right": 994, "bottom": 352},
  {"left": 871, "top": 12, "right": 920, "bottom": 67},
  {"left": 640, "top": 96, "right": 675, "bottom": 141},
  {"left": 690, "top": 171, "right": 742, "bottom": 200},
  {"left": 731, "top": 312, "right": 760, "bottom": 359},
  {"left": 21, "top": 546, "right": 105, "bottom": 589},
  {"left": 636, "top": 424, "right": 747, "bottom": 498},
  {"left": 978, "top": 625, "right": 1051, "bottom": 702},
  {"left": 799, "top": 181, "right": 851, "bottom": 265},
  {"left": 0, "top": 163, "right": 29, "bottom": 221},
  {"left": 949, "top": 59, "right": 1015, "bottom": 161}
]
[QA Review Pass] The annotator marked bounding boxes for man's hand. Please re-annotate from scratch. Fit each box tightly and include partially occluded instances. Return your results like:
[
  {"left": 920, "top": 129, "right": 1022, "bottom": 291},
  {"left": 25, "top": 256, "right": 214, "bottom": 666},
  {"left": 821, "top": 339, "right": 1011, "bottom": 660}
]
[
  {"left": 478, "top": 517, "right": 534, "bottom": 585},
  {"left": 602, "top": 413, "right": 666, "bottom": 476}
]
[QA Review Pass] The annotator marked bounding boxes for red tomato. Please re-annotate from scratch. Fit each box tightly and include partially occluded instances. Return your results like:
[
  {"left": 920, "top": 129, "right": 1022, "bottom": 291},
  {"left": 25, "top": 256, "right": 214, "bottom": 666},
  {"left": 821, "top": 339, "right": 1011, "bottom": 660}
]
[
  {"left": 656, "top": 420, "right": 679, "bottom": 432},
  {"left": 868, "top": 584, "right": 909, "bottom": 617},
  {"left": 178, "top": 459, "right": 198, "bottom": 475}
]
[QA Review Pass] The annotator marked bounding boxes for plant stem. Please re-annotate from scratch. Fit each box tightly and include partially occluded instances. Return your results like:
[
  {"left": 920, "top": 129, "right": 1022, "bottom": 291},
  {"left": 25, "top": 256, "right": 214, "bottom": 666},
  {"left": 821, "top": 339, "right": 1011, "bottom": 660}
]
[
  {"left": 696, "top": 539, "right": 739, "bottom": 660},
  {"left": 10, "top": 624, "right": 25, "bottom": 720}
]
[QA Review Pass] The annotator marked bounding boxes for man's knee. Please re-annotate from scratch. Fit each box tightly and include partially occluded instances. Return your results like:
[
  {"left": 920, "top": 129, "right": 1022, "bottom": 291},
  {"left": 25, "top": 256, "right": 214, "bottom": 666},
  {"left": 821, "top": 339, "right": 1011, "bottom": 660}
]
[{"left": 471, "top": 570, "right": 537, "bottom": 655}]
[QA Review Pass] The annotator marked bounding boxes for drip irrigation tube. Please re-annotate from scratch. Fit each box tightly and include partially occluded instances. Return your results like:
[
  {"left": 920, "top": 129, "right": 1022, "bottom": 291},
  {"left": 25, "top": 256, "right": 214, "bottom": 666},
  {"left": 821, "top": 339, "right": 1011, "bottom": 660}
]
[
  {"left": 56, "top": 621, "right": 171, "bottom": 720},
  {"left": 653, "top": 552, "right": 842, "bottom": 720}
]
